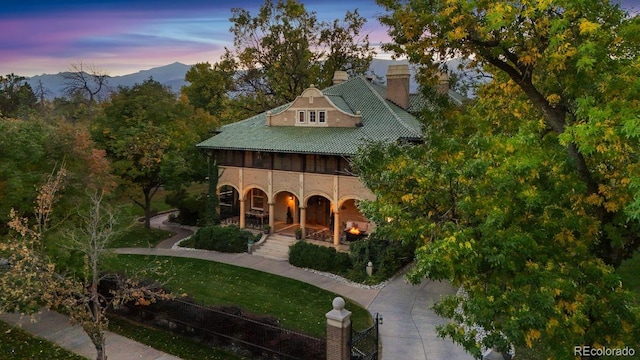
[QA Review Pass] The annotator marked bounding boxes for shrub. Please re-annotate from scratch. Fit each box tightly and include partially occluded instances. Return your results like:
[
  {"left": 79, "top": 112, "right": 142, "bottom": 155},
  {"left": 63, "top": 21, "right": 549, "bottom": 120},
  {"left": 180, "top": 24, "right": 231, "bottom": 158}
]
[
  {"left": 349, "top": 232, "right": 416, "bottom": 283},
  {"left": 191, "top": 225, "right": 255, "bottom": 253},
  {"left": 288, "top": 241, "right": 351, "bottom": 274},
  {"left": 165, "top": 188, "right": 206, "bottom": 226}
]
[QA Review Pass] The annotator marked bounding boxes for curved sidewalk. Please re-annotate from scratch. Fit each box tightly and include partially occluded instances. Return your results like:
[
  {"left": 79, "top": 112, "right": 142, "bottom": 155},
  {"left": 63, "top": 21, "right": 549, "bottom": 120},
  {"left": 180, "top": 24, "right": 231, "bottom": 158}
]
[
  {"left": 115, "top": 214, "right": 474, "bottom": 360},
  {"left": 0, "top": 309, "right": 180, "bottom": 360}
]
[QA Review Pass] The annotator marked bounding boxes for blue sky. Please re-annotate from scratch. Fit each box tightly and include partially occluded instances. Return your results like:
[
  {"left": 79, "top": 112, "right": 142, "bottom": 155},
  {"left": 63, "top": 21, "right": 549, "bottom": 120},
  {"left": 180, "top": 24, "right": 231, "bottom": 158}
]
[
  {"left": 1, "top": 0, "right": 638, "bottom": 77},
  {"left": 0, "top": 0, "right": 389, "bottom": 76}
]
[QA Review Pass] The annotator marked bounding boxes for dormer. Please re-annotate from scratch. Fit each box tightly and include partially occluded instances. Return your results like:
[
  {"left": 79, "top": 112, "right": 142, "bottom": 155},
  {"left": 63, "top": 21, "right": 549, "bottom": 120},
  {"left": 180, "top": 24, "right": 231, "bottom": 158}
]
[{"left": 266, "top": 84, "right": 362, "bottom": 128}]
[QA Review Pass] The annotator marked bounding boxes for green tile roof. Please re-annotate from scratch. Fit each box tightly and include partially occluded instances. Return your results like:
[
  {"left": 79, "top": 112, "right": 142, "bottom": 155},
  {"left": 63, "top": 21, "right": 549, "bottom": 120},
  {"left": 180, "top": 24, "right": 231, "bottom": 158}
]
[{"left": 197, "top": 76, "right": 425, "bottom": 156}]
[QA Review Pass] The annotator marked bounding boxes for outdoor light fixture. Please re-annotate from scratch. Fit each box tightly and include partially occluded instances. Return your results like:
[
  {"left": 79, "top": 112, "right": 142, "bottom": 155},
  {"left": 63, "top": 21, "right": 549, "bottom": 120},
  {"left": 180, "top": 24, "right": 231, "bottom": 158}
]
[{"left": 376, "top": 313, "right": 383, "bottom": 325}]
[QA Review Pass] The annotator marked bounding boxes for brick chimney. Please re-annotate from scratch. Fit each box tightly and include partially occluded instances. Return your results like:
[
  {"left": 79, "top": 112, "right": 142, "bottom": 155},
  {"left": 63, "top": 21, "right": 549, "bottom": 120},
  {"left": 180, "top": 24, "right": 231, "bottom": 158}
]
[
  {"left": 332, "top": 71, "right": 349, "bottom": 85},
  {"left": 386, "top": 64, "right": 411, "bottom": 109},
  {"left": 437, "top": 71, "right": 450, "bottom": 94}
]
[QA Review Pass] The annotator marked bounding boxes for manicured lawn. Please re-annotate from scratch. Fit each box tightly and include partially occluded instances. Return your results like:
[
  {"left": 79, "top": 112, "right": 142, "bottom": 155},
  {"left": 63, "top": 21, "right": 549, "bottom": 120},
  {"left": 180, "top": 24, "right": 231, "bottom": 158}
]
[
  {"left": 0, "top": 320, "right": 87, "bottom": 360},
  {"left": 103, "top": 255, "right": 372, "bottom": 338},
  {"left": 108, "top": 223, "right": 174, "bottom": 248},
  {"left": 108, "top": 316, "right": 246, "bottom": 360}
]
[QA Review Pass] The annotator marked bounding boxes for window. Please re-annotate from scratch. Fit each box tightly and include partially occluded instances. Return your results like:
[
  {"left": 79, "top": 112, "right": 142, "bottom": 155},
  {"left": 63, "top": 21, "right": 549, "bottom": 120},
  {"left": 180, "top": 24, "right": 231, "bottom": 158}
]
[
  {"left": 319, "top": 111, "right": 326, "bottom": 123},
  {"left": 251, "top": 189, "right": 264, "bottom": 210},
  {"left": 309, "top": 110, "right": 316, "bottom": 123},
  {"left": 298, "top": 110, "right": 305, "bottom": 123}
]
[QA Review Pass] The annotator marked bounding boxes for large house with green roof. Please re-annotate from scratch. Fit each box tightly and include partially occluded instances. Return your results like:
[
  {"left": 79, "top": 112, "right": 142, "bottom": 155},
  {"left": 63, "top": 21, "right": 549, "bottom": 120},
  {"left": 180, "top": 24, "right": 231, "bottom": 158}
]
[{"left": 197, "top": 64, "right": 456, "bottom": 247}]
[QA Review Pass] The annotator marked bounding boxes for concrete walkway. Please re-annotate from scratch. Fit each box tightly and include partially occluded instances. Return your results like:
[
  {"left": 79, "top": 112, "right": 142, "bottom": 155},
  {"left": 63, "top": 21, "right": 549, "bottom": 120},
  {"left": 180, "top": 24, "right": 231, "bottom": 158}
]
[
  {"left": 0, "top": 310, "right": 180, "bottom": 360},
  {"left": 115, "top": 214, "right": 475, "bottom": 360},
  {"left": 1, "top": 213, "right": 474, "bottom": 359}
]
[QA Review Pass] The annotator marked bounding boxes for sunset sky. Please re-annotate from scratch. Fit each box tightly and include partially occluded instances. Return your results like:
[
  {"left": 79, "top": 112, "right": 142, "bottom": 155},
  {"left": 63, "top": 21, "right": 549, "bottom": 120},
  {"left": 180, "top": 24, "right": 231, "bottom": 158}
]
[
  {"left": 2, "top": 1, "right": 638, "bottom": 77},
  {"left": 0, "top": 0, "right": 390, "bottom": 77}
]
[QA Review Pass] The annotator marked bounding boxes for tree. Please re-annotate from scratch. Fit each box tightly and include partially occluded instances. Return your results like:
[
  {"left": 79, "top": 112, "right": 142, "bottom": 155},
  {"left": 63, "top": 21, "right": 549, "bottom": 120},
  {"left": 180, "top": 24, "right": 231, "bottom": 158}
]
[
  {"left": 92, "top": 79, "right": 202, "bottom": 228},
  {"left": 219, "top": 0, "right": 374, "bottom": 115},
  {"left": 352, "top": 0, "right": 640, "bottom": 356},
  {"left": 1, "top": 168, "right": 170, "bottom": 360},
  {"left": 62, "top": 62, "right": 110, "bottom": 103},
  {"left": 0, "top": 74, "right": 38, "bottom": 119},
  {"left": 0, "top": 117, "right": 113, "bottom": 233},
  {"left": 181, "top": 59, "right": 237, "bottom": 123}
]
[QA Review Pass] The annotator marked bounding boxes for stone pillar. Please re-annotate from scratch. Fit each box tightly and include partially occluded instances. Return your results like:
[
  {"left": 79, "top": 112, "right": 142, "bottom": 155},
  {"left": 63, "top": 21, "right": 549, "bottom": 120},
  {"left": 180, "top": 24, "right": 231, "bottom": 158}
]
[
  {"left": 326, "top": 297, "right": 351, "bottom": 360},
  {"left": 268, "top": 202, "right": 275, "bottom": 234},
  {"left": 239, "top": 198, "right": 246, "bottom": 228},
  {"left": 333, "top": 210, "right": 341, "bottom": 247},
  {"left": 300, "top": 207, "right": 306, "bottom": 237}
]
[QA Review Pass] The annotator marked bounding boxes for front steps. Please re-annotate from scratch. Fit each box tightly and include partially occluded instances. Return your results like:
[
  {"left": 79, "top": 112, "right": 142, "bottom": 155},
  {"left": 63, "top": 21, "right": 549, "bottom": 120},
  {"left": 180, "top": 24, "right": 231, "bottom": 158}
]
[{"left": 251, "top": 234, "right": 297, "bottom": 261}]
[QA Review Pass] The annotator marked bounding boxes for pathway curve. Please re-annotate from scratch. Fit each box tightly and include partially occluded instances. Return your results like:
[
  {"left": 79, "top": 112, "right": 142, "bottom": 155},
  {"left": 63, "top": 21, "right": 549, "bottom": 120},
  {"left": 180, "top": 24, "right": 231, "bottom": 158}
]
[{"left": 115, "top": 213, "right": 474, "bottom": 360}]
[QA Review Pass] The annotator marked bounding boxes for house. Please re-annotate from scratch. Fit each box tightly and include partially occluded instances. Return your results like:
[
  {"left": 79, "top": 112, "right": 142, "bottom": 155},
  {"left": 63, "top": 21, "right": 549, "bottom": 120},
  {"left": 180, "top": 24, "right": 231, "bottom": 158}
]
[{"left": 197, "top": 64, "right": 462, "bottom": 247}]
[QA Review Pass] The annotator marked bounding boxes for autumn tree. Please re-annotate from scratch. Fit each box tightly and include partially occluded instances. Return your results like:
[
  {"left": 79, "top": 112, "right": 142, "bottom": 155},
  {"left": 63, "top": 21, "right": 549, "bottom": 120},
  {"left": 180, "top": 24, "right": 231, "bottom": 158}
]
[
  {"left": 1, "top": 168, "right": 169, "bottom": 360},
  {"left": 351, "top": 0, "right": 640, "bottom": 357},
  {"left": 216, "top": 0, "right": 374, "bottom": 115},
  {"left": 0, "top": 117, "right": 113, "bottom": 233},
  {"left": 92, "top": 79, "right": 207, "bottom": 228}
]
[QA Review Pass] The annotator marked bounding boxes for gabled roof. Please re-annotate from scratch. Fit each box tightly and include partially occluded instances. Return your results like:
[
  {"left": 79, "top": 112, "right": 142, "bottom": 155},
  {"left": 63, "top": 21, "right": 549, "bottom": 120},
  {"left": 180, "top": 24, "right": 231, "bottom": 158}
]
[{"left": 197, "top": 75, "right": 425, "bottom": 156}]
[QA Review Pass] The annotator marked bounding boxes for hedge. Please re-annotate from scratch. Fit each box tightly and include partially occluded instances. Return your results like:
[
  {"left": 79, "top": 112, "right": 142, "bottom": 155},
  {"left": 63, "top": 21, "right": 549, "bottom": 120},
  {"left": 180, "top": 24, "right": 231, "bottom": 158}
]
[
  {"left": 191, "top": 225, "right": 259, "bottom": 253},
  {"left": 288, "top": 241, "right": 351, "bottom": 274}
]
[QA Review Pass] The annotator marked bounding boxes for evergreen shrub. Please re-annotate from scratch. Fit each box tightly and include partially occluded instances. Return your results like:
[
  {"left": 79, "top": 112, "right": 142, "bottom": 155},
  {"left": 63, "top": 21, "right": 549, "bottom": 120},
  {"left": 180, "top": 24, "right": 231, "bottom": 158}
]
[
  {"left": 191, "top": 225, "right": 258, "bottom": 253},
  {"left": 165, "top": 188, "right": 206, "bottom": 226},
  {"left": 349, "top": 232, "right": 416, "bottom": 283},
  {"left": 288, "top": 241, "right": 351, "bottom": 274}
]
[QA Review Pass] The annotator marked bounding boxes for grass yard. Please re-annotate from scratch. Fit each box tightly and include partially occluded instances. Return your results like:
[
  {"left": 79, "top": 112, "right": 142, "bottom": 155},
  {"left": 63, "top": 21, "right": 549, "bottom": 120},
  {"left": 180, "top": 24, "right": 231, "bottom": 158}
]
[
  {"left": 108, "top": 223, "right": 174, "bottom": 248},
  {"left": 108, "top": 316, "right": 246, "bottom": 360},
  {"left": 103, "top": 255, "right": 372, "bottom": 338},
  {"left": 0, "top": 320, "right": 86, "bottom": 360}
]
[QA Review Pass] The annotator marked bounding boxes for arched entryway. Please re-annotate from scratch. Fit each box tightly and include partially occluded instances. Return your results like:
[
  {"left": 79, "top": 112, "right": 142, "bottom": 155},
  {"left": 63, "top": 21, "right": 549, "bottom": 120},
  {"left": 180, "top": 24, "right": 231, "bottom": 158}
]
[
  {"left": 337, "top": 198, "right": 371, "bottom": 242},
  {"left": 242, "top": 187, "right": 269, "bottom": 230},
  {"left": 306, "top": 195, "right": 331, "bottom": 227},
  {"left": 218, "top": 184, "right": 240, "bottom": 223},
  {"left": 271, "top": 191, "right": 299, "bottom": 234}
]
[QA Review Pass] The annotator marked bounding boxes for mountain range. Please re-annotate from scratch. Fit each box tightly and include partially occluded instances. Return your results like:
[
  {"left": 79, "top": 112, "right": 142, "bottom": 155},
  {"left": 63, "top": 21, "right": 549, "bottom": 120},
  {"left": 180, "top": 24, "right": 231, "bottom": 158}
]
[
  {"left": 26, "top": 62, "right": 192, "bottom": 100},
  {"left": 25, "top": 58, "right": 476, "bottom": 100}
]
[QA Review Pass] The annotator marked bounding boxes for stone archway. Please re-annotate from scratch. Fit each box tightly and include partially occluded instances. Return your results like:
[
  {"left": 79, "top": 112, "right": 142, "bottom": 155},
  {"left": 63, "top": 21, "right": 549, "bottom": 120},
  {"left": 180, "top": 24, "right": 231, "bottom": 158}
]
[
  {"left": 218, "top": 184, "right": 240, "bottom": 223},
  {"left": 241, "top": 187, "right": 269, "bottom": 230},
  {"left": 306, "top": 195, "right": 332, "bottom": 227}
]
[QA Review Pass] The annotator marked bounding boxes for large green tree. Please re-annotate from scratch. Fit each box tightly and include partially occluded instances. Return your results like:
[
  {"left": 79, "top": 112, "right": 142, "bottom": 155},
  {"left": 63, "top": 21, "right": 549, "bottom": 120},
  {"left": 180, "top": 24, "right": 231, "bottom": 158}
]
[
  {"left": 0, "top": 117, "right": 112, "bottom": 232},
  {"left": 191, "top": 0, "right": 374, "bottom": 116},
  {"left": 92, "top": 79, "right": 208, "bottom": 228},
  {"left": 352, "top": 0, "right": 640, "bottom": 357}
]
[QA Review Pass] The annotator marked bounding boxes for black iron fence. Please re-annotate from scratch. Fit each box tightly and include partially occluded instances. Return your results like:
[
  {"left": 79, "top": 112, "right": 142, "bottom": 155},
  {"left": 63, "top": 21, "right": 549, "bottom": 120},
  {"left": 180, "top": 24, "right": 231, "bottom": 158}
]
[
  {"left": 351, "top": 313, "right": 380, "bottom": 360},
  {"left": 111, "top": 297, "right": 326, "bottom": 360}
]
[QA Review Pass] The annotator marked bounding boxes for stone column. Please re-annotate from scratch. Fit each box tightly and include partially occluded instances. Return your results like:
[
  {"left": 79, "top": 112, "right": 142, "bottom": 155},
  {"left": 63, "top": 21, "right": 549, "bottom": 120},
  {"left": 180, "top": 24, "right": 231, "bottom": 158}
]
[
  {"left": 326, "top": 297, "right": 351, "bottom": 360},
  {"left": 268, "top": 202, "right": 275, "bottom": 234},
  {"left": 239, "top": 198, "right": 246, "bottom": 228},
  {"left": 333, "top": 210, "right": 341, "bottom": 247},
  {"left": 299, "top": 207, "right": 306, "bottom": 238}
]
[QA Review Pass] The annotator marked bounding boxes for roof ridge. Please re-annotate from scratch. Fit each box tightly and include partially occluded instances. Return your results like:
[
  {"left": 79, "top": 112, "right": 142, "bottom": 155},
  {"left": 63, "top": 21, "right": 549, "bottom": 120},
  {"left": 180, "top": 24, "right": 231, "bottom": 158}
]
[{"left": 357, "top": 76, "right": 421, "bottom": 136}]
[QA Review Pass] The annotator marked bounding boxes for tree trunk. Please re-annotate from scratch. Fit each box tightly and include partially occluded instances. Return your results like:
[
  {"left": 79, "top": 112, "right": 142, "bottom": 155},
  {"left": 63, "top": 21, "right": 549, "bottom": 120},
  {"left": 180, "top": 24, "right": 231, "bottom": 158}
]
[{"left": 143, "top": 187, "right": 152, "bottom": 229}]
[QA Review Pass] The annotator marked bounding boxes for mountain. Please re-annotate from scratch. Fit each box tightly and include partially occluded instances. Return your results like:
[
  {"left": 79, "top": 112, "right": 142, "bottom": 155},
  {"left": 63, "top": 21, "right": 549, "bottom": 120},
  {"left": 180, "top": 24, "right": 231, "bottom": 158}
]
[
  {"left": 26, "top": 62, "right": 191, "bottom": 100},
  {"left": 25, "top": 59, "right": 477, "bottom": 100}
]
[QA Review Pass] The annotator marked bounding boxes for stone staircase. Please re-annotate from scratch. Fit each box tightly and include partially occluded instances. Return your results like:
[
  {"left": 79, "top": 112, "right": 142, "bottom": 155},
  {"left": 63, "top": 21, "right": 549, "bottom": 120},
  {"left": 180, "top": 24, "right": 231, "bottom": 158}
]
[{"left": 251, "top": 234, "right": 297, "bottom": 261}]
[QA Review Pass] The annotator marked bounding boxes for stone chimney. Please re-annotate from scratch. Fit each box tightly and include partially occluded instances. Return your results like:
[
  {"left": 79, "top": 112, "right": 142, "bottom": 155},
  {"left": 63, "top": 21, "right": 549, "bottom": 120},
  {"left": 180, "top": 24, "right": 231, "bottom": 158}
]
[
  {"left": 386, "top": 64, "right": 411, "bottom": 109},
  {"left": 437, "top": 71, "right": 450, "bottom": 95},
  {"left": 332, "top": 71, "right": 349, "bottom": 85}
]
